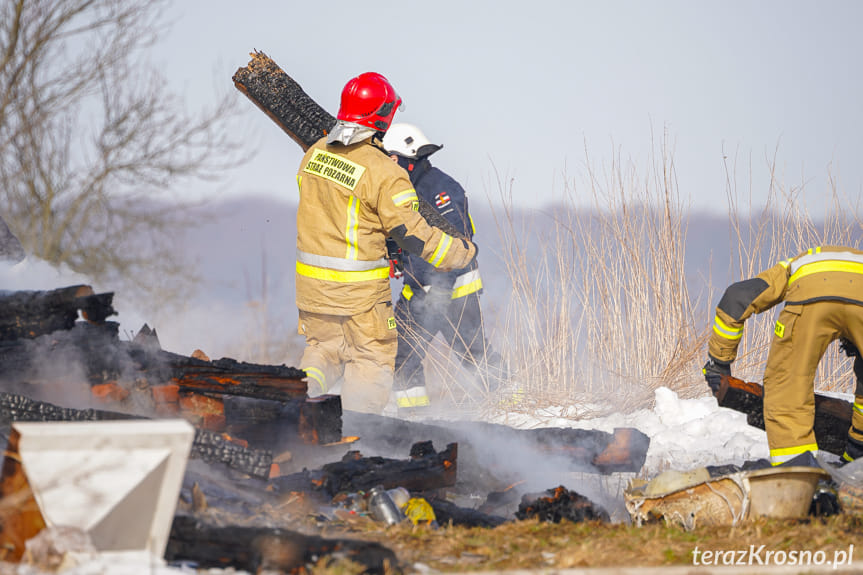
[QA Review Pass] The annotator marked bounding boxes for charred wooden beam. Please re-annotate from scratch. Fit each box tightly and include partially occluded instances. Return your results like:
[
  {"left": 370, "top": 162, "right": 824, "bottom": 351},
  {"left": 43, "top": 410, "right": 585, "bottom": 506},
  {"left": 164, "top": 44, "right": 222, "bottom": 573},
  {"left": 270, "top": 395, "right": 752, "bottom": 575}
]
[
  {"left": 0, "top": 392, "right": 274, "bottom": 479},
  {"left": 166, "top": 515, "right": 399, "bottom": 574},
  {"left": 222, "top": 394, "right": 342, "bottom": 455},
  {"left": 232, "top": 51, "right": 335, "bottom": 152},
  {"left": 165, "top": 354, "right": 308, "bottom": 403},
  {"left": 274, "top": 442, "right": 458, "bottom": 497},
  {"left": 717, "top": 375, "right": 852, "bottom": 456},
  {"left": 0, "top": 285, "right": 115, "bottom": 341}
]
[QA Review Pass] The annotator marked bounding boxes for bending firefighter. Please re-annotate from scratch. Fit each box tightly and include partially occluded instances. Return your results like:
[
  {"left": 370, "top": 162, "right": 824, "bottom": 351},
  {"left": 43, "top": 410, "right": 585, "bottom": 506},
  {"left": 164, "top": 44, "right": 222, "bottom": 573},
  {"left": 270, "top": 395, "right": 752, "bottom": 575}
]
[
  {"left": 703, "top": 246, "right": 863, "bottom": 465},
  {"left": 295, "top": 74, "right": 477, "bottom": 415},
  {"left": 382, "top": 123, "right": 500, "bottom": 410}
]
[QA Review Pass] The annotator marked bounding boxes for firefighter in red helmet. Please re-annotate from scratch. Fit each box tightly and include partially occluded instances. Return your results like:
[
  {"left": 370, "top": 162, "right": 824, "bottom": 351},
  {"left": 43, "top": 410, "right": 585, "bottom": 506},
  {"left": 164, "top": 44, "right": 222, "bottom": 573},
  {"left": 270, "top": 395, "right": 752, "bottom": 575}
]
[{"left": 294, "top": 72, "right": 477, "bottom": 415}]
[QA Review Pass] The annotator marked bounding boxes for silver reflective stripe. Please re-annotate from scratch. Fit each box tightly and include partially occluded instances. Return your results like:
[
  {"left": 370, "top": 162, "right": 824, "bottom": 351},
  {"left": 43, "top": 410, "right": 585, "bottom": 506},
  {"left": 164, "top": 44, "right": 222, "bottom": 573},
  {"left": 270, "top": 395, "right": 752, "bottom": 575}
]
[
  {"left": 453, "top": 269, "right": 481, "bottom": 289},
  {"left": 789, "top": 250, "right": 863, "bottom": 274},
  {"left": 296, "top": 249, "right": 387, "bottom": 271}
]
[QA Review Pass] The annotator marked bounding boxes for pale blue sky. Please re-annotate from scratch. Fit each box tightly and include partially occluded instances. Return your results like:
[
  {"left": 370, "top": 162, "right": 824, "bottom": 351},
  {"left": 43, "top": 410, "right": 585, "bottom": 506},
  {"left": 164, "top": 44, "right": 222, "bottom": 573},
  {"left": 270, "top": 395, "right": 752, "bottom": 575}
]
[{"left": 157, "top": 1, "right": 863, "bottom": 216}]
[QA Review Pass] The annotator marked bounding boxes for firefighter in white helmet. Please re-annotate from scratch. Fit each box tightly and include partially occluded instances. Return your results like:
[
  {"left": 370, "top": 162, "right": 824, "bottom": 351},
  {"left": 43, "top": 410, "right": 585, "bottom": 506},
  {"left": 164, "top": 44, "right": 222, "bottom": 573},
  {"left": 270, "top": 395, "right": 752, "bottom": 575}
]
[
  {"left": 383, "top": 123, "right": 503, "bottom": 410},
  {"left": 295, "top": 74, "right": 477, "bottom": 415}
]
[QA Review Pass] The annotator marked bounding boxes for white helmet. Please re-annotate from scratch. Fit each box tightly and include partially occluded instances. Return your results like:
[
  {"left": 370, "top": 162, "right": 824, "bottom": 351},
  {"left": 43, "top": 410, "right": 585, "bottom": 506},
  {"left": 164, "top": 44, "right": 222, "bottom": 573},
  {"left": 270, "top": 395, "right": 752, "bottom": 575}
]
[{"left": 382, "top": 123, "right": 442, "bottom": 159}]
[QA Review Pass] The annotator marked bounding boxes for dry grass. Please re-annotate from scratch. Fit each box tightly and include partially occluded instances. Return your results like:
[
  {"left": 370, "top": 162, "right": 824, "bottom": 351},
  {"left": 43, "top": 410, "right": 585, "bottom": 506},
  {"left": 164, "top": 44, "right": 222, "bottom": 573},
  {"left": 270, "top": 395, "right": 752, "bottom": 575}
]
[
  {"left": 483, "top": 132, "right": 704, "bottom": 415},
  {"left": 310, "top": 512, "right": 862, "bottom": 573}
]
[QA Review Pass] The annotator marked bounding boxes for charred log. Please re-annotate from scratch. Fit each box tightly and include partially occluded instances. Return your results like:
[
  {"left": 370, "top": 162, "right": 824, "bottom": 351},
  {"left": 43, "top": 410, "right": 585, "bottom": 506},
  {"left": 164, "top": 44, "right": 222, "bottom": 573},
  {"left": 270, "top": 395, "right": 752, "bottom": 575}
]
[
  {"left": 515, "top": 485, "right": 610, "bottom": 524},
  {"left": 274, "top": 442, "right": 458, "bottom": 497},
  {"left": 0, "top": 392, "right": 273, "bottom": 479},
  {"left": 340, "top": 411, "right": 649, "bottom": 476},
  {"left": 222, "top": 394, "right": 341, "bottom": 454},
  {"left": 232, "top": 51, "right": 335, "bottom": 152},
  {"left": 166, "top": 515, "right": 399, "bottom": 574},
  {"left": 0, "top": 285, "right": 115, "bottom": 342},
  {"left": 717, "top": 375, "right": 852, "bottom": 456}
]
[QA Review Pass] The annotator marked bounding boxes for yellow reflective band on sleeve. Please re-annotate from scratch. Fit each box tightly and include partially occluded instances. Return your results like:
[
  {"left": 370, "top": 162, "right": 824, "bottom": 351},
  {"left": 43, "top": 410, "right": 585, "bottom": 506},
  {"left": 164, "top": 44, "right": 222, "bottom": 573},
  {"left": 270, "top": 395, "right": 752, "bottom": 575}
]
[
  {"left": 430, "top": 234, "right": 453, "bottom": 268},
  {"left": 788, "top": 260, "right": 863, "bottom": 286},
  {"left": 401, "top": 284, "right": 415, "bottom": 300},
  {"left": 303, "top": 367, "right": 327, "bottom": 393},
  {"left": 469, "top": 213, "right": 476, "bottom": 235},
  {"left": 713, "top": 315, "right": 743, "bottom": 340},
  {"left": 452, "top": 276, "right": 483, "bottom": 299},
  {"left": 345, "top": 196, "right": 360, "bottom": 259},
  {"left": 769, "top": 443, "right": 819, "bottom": 465},
  {"left": 296, "top": 175, "right": 302, "bottom": 192},
  {"left": 392, "top": 188, "right": 418, "bottom": 207},
  {"left": 303, "top": 149, "right": 365, "bottom": 190},
  {"left": 855, "top": 401, "right": 863, "bottom": 415},
  {"left": 296, "top": 261, "right": 389, "bottom": 283}
]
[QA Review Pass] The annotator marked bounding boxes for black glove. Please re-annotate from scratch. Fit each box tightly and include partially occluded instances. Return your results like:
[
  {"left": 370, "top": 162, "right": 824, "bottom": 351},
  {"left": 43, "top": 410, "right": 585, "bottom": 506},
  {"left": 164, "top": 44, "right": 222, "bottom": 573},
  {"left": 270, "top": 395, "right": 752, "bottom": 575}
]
[{"left": 702, "top": 357, "right": 731, "bottom": 396}]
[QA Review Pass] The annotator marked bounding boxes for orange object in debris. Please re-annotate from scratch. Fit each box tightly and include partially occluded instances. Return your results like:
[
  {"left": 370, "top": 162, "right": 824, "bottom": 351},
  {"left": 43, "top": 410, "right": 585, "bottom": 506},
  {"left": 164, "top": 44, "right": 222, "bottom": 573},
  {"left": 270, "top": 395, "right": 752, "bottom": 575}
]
[
  {"left": 151, "top": 384, "right": 180, "bottom": 404},
  {"left": 0, "top": 429, "right": 47, "bottom": 562},
  {"left": 91, "top": 382, "right": 130, "bottom": 403},
  {"left": 179, "top": 393, "right": 224, "bottom": 415},
  {"left": 220, "top": 433, "right": 248, "bottom": 449},
  {"left": 269, "top": 463, "right": 281, "bottom": 479}
]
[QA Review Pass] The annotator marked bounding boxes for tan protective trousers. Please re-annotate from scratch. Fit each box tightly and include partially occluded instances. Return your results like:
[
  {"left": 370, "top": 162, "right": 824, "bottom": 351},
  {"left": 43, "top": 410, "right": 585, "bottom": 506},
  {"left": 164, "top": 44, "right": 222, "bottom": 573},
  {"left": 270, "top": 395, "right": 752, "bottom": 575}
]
[
  {"left": 763, "top": 300, "right": 863, "bottom": 462},
  {"left": 297, "top": 301, "right": 397, "bottom": 415}
]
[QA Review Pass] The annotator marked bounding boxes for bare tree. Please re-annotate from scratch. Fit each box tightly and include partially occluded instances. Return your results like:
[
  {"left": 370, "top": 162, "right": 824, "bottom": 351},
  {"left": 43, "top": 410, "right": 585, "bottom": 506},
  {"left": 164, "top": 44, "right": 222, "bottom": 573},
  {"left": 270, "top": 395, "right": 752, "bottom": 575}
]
[{"left": 0, "top": 0, "right": 245, "bottom": 304}]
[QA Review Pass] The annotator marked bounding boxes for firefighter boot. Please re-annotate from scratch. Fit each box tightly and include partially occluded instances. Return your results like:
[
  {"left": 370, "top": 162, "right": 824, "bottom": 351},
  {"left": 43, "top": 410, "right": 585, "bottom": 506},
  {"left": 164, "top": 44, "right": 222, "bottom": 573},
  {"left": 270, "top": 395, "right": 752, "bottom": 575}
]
[{"left": 843, "top": 436, "right": 863, "bottom": 464}]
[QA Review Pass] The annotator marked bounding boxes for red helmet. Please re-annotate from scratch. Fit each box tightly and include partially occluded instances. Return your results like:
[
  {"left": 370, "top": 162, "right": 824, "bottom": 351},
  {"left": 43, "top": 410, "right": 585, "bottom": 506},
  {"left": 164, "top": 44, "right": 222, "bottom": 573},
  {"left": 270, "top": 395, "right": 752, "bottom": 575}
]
[{"left": 337, "top": 72, "right": 402, "bottom": 132}]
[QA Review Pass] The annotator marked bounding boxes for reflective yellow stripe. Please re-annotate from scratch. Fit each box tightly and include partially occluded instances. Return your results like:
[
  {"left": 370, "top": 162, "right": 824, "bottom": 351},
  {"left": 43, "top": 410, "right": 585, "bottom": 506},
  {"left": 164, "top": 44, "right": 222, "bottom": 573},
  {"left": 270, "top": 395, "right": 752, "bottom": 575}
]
[
  {"left": 469, "top": 213, "right": 476, "bottom": 235},
  {"left": 402, "top": 284, "right": 415, "bottom": 300},
  {"left": 855, "top": 401, "right": 863, "bottom": 415},
  {"left": 788, "top": 260, "right": 863, "bottom": 285},
  {"left": 392, "top": 189, "right": 418, "bottom": 206},
  {"left": 452, "top": 277, "right": 483, "bottom": 299},
  {"left": 296, "top": 261, "right": 389, "bottom": 282},
  {"left": 303, "top": 367, "right": 326, "bottom": 393},
  {"left": 430, "top": 234, "right": 453, "bottom": 268},
  {"left": 713, "top": 315, "right": 743, "bottom": 340},
  {"left": 345, "top": 196, "right": 360, "bottom": 259},
  {"left": 769, "top": 443, "right": 818, "bottom": 465},
  {"left": 396, "top": 395, "right": 430, "bottom": 407},
  {"left": 297, "top": 175, "right": 302, "bottom": 191}
]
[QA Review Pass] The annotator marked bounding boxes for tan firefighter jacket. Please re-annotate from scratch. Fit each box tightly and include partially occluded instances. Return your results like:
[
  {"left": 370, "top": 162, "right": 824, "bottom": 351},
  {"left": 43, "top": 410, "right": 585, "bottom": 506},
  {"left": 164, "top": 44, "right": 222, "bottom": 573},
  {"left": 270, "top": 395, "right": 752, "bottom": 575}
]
[
  {"left": 295, "top": 136, "right": 477, "bottom": 316},
  {"left": 709, "top": 246, "right": 863, "bottom": 363}
]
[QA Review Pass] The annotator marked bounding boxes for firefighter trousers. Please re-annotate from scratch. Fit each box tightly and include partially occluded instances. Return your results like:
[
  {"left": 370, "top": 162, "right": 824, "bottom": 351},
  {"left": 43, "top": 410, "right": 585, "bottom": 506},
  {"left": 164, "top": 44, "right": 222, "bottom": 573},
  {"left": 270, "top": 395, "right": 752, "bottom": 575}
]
[
  {"left": 393, "top": 292, "right": 489, "bottom": 392},
  {"left": 297, "top": 301, "right": 397, "bottom": 415},
  {"left": 763, "top": 300, "right": 863, "bottom": 463}
]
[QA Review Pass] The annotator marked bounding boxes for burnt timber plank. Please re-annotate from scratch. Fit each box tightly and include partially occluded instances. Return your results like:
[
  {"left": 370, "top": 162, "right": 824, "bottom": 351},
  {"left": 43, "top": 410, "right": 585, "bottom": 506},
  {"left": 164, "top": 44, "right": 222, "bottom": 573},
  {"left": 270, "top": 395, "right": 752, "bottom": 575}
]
[
  {"left": 0, "top": 285, "right": 115, "bottom": 341},
  {"left": 717, "top": 375, "right": 852, "bottom": 456}
]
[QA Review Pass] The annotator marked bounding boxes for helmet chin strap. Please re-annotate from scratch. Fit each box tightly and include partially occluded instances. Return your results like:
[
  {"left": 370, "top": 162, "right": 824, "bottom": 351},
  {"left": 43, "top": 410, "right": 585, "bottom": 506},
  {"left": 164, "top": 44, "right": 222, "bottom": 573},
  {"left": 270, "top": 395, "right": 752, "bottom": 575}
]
[{"left": 326, "top": 120, "right": 377, "bottom": 146}]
